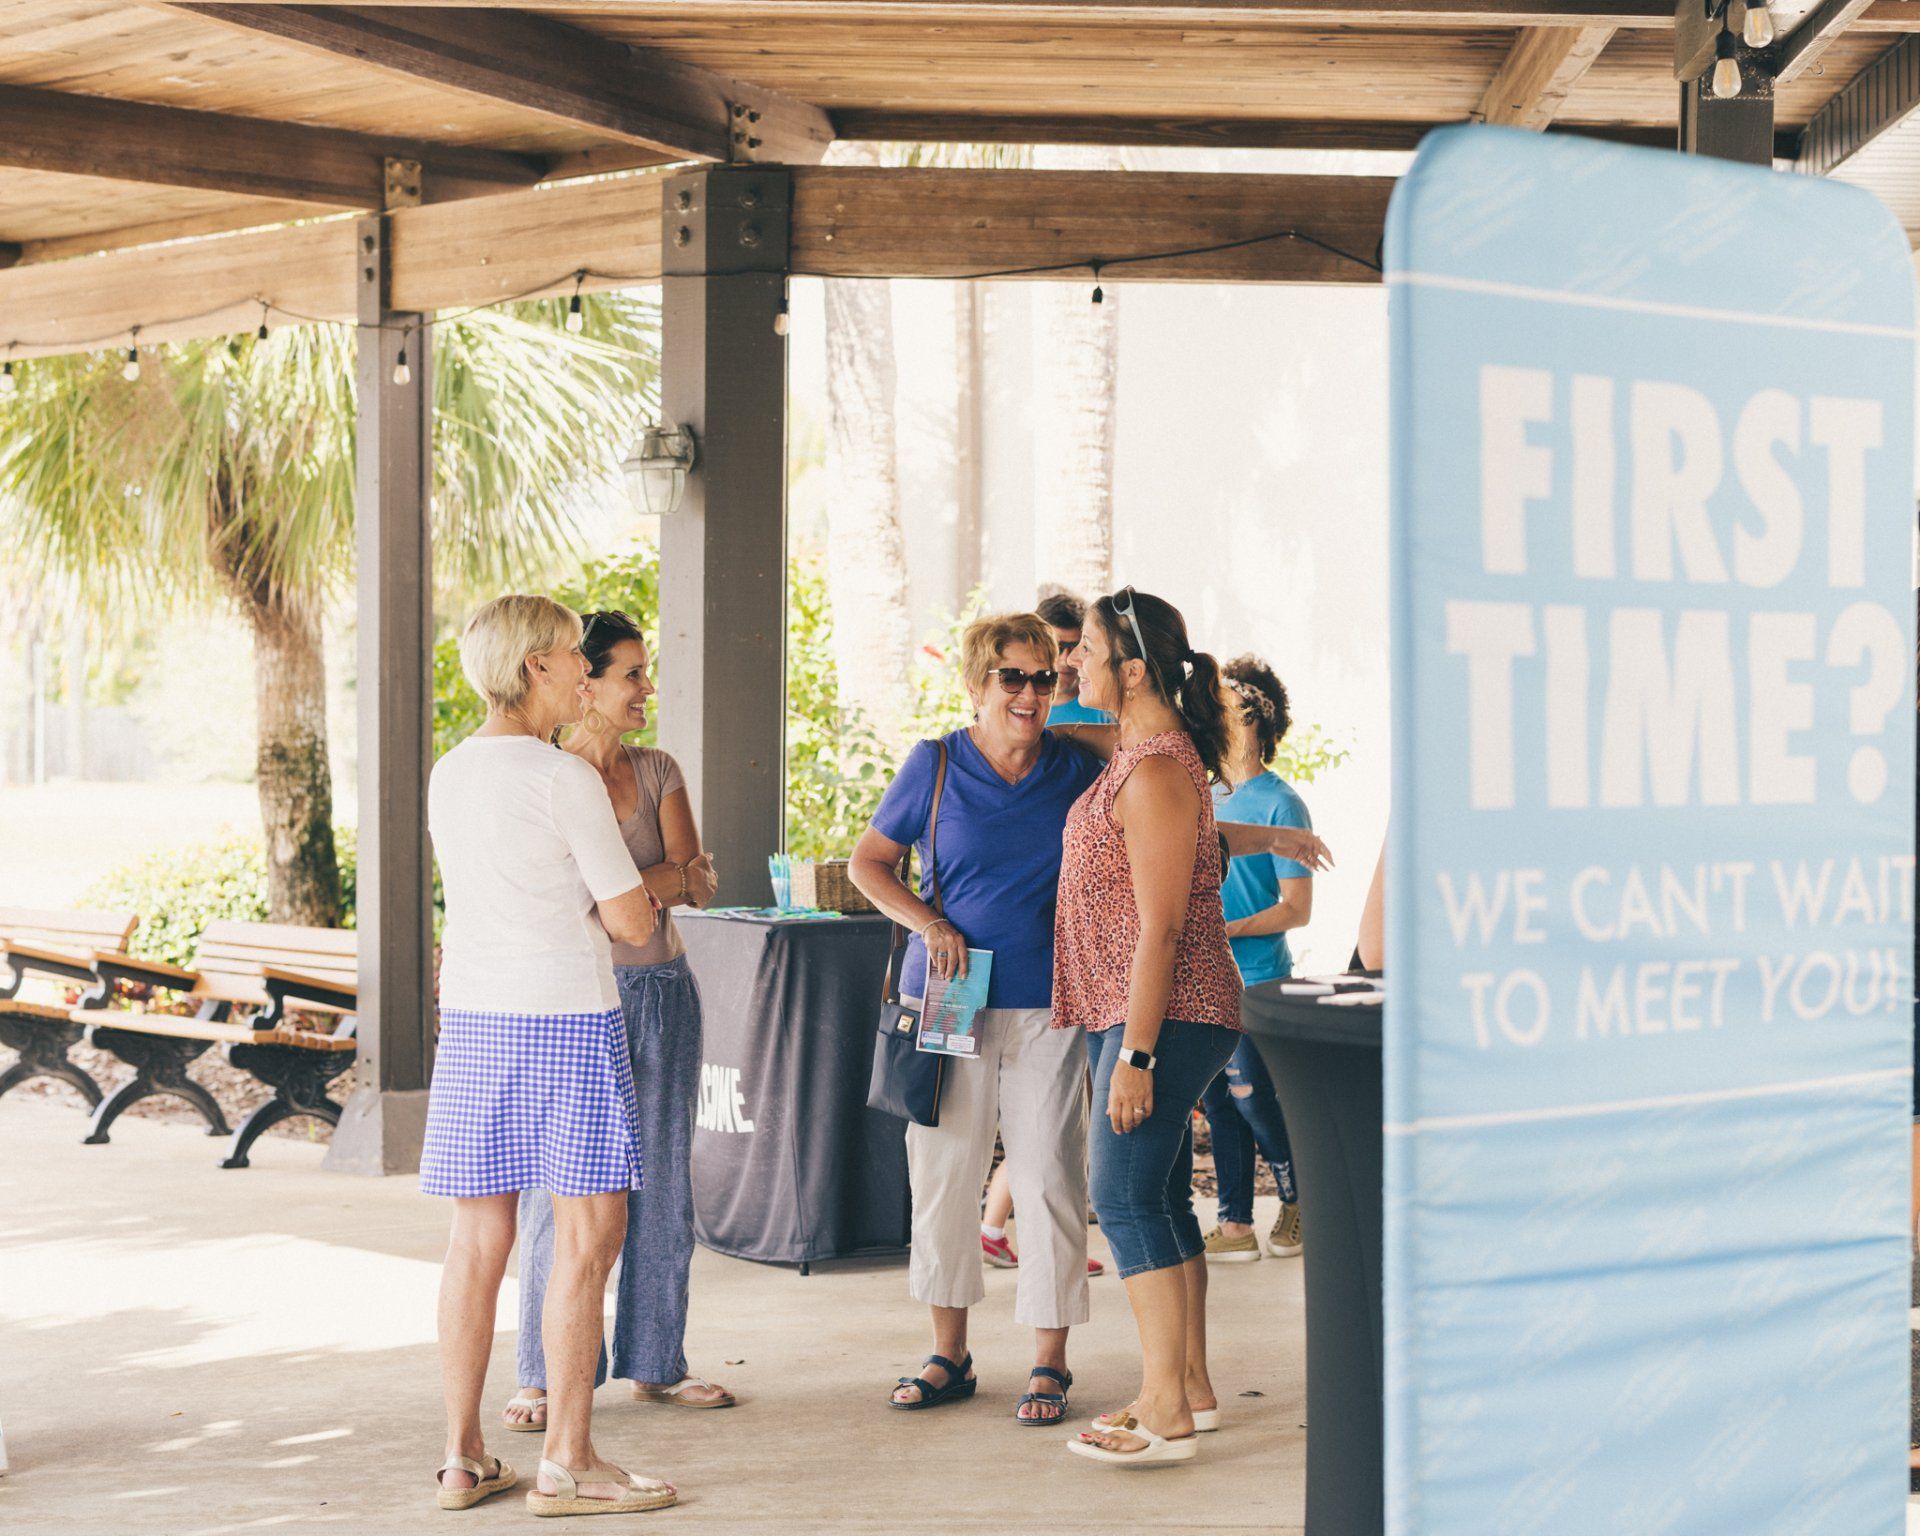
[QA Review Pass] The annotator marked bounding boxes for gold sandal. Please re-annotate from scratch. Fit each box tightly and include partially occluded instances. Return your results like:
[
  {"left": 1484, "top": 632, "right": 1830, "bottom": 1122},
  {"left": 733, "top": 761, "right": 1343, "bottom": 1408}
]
[
  {"left": 526, "top": 1457, "right": 678, "bottom": 1517},
  {"left": 435, "top": 1453, "right": 517, "bottom": 1511}
]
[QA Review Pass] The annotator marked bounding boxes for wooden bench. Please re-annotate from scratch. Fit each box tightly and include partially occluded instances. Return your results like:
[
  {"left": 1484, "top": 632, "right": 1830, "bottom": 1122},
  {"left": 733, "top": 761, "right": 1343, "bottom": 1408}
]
[
  {"left": 0, "top": 907, "right": 137, "bottom": 1111},
  {"left": 70, "top": 919, "right": 358, "bottom": 1169}
]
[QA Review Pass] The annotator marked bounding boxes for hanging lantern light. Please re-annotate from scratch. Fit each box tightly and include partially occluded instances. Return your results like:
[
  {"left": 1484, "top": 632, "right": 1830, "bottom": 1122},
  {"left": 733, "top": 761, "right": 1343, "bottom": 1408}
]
[{"left": 621, "top": 422, "right": 699, "bottom": 516}]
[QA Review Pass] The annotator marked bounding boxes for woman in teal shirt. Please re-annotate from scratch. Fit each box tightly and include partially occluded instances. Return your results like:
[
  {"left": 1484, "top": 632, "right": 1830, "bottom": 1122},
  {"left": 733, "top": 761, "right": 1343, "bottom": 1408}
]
[{"left": 1200, "top": 656, "right": 1314, "bottom": 1262}]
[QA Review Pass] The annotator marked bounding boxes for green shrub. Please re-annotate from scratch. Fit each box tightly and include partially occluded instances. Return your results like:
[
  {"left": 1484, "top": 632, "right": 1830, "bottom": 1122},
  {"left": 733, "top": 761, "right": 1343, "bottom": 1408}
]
[{"left": 85, "top": 828, "right": 358, "bottom": 966}]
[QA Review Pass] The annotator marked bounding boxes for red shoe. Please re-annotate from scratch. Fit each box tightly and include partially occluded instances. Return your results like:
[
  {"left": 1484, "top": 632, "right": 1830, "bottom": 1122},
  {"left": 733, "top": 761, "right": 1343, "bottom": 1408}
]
[
  {"left": 982, "top": 1232, "right": 1019, "bottom": 1269},
  {"left": 1087, "top": 1256, "right": 1106, "bottom": 1277}
]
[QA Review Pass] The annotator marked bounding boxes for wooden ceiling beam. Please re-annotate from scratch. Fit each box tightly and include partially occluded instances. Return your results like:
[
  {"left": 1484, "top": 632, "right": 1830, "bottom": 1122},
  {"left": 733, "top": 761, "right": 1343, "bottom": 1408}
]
[
  {"left": 1775, "top": 0, "right": 1884, "bottom": 83},
  {"left": 140, "top": 0, "right": 1920, "bottom": 28},
  {"left": 1477, "top": 25, "right": 1617, "bottom": 128},
  {"left": 0, "top": 82, "right": 545, "bottom": 208},
  {"left": 165, "top": 4, "right": 834, "bottom": 164},
  {"left": 0, "top": 163, "right": 1397, "bottom": 358}
]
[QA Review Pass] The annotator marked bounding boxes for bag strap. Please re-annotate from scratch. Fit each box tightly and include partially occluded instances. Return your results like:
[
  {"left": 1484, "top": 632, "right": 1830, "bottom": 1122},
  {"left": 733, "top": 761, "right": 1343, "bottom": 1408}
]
[{"left": 881, "top": 740, "right": 950, "bottom": 1008}]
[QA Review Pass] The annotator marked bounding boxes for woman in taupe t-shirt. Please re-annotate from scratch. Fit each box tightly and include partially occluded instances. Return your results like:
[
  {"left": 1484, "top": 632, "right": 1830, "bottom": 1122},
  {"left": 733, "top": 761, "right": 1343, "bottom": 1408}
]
[{"left": 502, "top": 609, "right": 737, "bottom": 1429}]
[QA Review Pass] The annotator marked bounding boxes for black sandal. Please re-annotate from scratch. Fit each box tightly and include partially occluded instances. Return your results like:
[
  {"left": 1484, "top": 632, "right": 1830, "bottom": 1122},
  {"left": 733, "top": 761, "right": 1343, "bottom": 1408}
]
[
  {"left": 1015, "top": 1365, "right": 1072, "bottom": 1426},
  {"left": 889, "top": 1353, "right": 978, "bottom": 1411}
]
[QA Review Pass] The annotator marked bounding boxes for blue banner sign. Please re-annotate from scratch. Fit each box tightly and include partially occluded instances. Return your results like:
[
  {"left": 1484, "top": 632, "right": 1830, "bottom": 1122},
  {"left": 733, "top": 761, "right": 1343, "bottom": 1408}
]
[{"left": 1387, "top": 127, "right": 1915, "bottom": 1534}]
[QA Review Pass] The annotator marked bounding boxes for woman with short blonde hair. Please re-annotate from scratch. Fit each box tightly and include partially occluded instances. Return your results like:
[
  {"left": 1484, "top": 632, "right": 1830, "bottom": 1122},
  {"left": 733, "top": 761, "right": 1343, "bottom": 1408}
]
[{"left": 423, "top": 593, "right": 678, "bottom": 1516}]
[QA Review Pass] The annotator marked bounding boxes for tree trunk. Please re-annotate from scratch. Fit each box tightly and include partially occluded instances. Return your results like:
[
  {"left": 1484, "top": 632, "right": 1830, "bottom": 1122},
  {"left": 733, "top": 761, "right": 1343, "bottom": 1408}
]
[
  {"left": 952, "top": 281, "right": 986, "bottom": 605},
  {"left": 246, "top": 589, "right": 342, "bottom": 927},
  {"left": 822, "top": 148, "right": 914, "bottom": 732},
  {"left": 1031, "top": 144, "right": 1122, "bottom": 600}
]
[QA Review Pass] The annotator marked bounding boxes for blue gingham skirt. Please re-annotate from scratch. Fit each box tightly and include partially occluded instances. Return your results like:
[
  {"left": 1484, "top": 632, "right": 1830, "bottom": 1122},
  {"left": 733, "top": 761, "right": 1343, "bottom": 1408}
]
[{"left": 419, "top": 1007, "right": 644, "bottom": 1199}]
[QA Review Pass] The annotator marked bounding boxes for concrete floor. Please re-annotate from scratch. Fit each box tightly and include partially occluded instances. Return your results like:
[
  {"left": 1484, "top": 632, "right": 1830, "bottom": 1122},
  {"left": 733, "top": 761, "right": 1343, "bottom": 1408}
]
[{"left": 0, "top": 1098, "right": 1307, "bottom": 1535}]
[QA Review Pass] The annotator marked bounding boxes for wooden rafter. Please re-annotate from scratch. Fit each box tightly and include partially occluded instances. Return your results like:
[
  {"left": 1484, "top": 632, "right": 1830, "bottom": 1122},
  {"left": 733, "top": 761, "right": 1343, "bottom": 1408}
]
[
  {"left": 0, "top": 83, "right": 545, "bottom": 208},
  {"left": 835, "top": 111, "right": 1685, "bottom": 149},
  {"left": 138, "top": 0, "right": 1920, "bottom": 27},
  {"left": 0, "top": 165, "right": 1395, "bottom": 359},
  {"left": 1775, "top": 0, "right": 1885, "bottom": 83},
  {"left": 164, "top": 4, "right": 835, "bottom": 164},
  {"left": 1477, "top": 26, "right": 1617, "bottom": 128}
]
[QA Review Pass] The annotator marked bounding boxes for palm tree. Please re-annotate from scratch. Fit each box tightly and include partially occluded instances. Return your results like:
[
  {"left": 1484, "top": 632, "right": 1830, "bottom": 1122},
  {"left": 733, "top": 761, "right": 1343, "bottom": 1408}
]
[
  {"left": 0, "top": 297, "right": 658, "bottom": 924},
  {"left": 1031, "top": 144, "right": 1123, "bottom": 598}
]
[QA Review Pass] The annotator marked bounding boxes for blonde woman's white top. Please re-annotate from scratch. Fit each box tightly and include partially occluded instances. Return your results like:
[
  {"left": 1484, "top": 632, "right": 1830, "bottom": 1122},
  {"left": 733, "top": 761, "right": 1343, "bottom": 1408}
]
[{"left": 429, "top": 734, "right": 643, "bottom": 1014}]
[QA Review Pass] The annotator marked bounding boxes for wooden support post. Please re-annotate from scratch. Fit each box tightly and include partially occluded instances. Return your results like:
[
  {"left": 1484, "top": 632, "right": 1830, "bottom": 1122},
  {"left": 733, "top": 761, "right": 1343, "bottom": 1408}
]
[
  {"left": 326, "top": 212, "right": 434, "bottom": 1175},
  {"left": 657, "top": 166, "right": 791, "bottom": 907},
  {"left": 1678, "top": 72, "right": 1776, "bottom": 163}
]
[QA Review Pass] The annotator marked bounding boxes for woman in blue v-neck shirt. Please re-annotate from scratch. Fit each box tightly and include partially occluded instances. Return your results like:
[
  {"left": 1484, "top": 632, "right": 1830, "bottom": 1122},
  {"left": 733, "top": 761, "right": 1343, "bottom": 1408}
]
[{"left": 849, "top": 608, "right": 1332, "bottom": 1431}]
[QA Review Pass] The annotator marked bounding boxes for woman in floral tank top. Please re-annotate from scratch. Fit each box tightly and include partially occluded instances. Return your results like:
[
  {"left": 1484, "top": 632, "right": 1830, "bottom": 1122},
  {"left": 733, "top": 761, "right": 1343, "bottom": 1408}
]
[{"left": 1055, "top": 587, "right": 1323, "bottom": 1470}]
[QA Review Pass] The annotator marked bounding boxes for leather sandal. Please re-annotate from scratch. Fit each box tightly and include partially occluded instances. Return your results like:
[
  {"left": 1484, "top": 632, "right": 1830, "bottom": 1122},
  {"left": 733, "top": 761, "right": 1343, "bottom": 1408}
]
[
  {"left": 1066, "top": 1413, "right": 1198, "bottom": 1467},
  {"left": 889, "top": 1352, "right": 977, "bottom": 1410},
  {"left": 1093, "top": 1404, "right": 1218, "bottom": 1433},
  {"left": 525, "top": 1457, "right": 677, "bottom": 1517},
  {"left": 501, "top": 1393, "right": 548, "bottom": 1433},
  {"left": 435, "top": 1454, "right": 517, "bottom": 1511},
  {"left": 632, "top": 1375, "right": 735, "bottom": 1409},
  {"left": 1015, "top": 1365, "right": 1072, "bottom": 1426}
]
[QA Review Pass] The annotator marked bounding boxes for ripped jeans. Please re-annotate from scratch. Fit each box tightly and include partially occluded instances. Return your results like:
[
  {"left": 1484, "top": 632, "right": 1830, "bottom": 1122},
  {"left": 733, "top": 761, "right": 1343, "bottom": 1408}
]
[{"left": 1199, "top": 1033, "right": 1297, "bottom": 1225}]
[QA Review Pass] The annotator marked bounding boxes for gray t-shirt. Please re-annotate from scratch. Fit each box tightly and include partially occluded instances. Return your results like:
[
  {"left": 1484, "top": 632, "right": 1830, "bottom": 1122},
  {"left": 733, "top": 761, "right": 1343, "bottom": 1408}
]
[{"left": 608, "top": 743, "right": 691, "bottom": 969}]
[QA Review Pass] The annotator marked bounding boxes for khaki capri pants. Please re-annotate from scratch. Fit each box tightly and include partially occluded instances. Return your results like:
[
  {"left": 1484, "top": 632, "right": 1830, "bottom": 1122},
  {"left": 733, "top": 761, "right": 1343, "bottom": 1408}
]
[{"left": 904, "top": 1003, "right": 1091, "bottom": 1328}]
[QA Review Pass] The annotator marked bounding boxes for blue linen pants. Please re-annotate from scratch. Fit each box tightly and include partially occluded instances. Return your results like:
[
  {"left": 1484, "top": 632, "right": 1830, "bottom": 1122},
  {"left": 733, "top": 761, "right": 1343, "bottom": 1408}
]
[
  {"left": 1087, "top": 1019, "right": 1240, "bottom": 1279},
  {"left": 516, "top": 955, "right": 703, "bottom": 1387},
  {"left": 1199, "top": 1033, "right": 1298, "bottom": 1224}
]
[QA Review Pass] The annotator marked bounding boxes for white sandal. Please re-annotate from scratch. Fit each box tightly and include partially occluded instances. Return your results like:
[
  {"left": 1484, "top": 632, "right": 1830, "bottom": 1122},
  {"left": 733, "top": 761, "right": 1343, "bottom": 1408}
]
[
  {"left": 1092, "top": 1405, "right": 1218, "bottom": 1433},
  {"left": 526, "top": 1457, "right": 678, "bottom": 1517},
  {"left": 1067, "top": 1413, "right": 1198, "bottom": 1467},
  {"left": 435, "top": 1454, "right": 517, "bottom": 1510},
  {"left": 501, "top": 1394, "right": 548, "bottom": 1433},
  {"left": 632, "top": 1375, "right": 736, "bottom": 1409}
]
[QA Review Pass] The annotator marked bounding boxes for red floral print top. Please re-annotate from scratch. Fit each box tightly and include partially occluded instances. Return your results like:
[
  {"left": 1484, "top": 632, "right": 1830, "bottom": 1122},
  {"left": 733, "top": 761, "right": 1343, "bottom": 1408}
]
[{"left": 1051, "top": 731, "right": 1243, "bottom": 1034}]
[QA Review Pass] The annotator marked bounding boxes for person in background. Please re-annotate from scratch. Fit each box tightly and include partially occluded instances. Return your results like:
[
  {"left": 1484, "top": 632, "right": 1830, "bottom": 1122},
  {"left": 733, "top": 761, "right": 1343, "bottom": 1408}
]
[
  {"left": 979, "top": 1158, "right": 1105, "bottom": 1277},
  {"left": 1056, "top": 588, "right": 1325, "bottom": 1467},
  {"left": 1035, "top": 588, "right": 1114, "bottom": 727},
  {"left": 1199, "top": 656, "right": 1314, "bottom": 1264},
  {"left": 423, "top": 594, "right": 675, "bottom": 1516},
  {"left": 849, "top": 613, "right": 1105, "bottom": 1426},
  {"left": 502, "top": 609, "right": 732, "bottom": 1437}
]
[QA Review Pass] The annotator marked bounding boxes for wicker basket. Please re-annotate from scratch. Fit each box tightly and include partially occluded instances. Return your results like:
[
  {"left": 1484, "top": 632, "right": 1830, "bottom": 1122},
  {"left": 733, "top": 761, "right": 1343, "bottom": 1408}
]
[{"left": 789, "top": 859, "right": 876, "bottom": 913}]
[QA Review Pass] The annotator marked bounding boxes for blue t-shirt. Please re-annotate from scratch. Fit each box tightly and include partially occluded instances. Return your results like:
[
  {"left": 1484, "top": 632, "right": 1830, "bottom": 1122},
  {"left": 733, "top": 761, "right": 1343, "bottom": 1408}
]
[
  {"left": 872, "top": 728, "right": 1104, "bottom": 1008},
  {"left": 1047, "top": 696, "right": 1114, "bottom": 726},
  {"left": 1211, "top": 772, "right": 1313, "bottom": 985}
]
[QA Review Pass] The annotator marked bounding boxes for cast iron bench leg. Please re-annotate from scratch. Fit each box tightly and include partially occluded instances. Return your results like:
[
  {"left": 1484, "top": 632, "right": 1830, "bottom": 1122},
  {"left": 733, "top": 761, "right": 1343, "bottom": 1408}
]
[
  {"left": 221, "top": 1041, "right": 352, "bottom": 1169},
  {"left": 83, "top": 1029, "right": 231, "bottom": 1144},
  {"left": 0, "top": 1018, "right": 103, "bottom": 1108}
]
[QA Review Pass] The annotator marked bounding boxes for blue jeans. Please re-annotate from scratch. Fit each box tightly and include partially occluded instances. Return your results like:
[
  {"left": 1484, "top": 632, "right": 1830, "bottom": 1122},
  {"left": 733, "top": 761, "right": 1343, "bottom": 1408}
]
[
  {"left": 517, "top": 955, "right": 703, "bottom": 1387},
  {"left": 1088, "top": 1019, "right": 1241, "bottom": 1279},
  {"left": 1200, "top": 1034, "right": 1297, "bottom": 1224}
]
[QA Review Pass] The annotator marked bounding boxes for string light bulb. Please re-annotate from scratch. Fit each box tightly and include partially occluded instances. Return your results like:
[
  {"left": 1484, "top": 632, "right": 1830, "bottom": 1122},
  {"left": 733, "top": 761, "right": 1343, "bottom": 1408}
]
[
  {"left": 565, "top": 273, "right": 585, "bottom": 334},
  {"left": 773, "top": 297, "right": 790, "bottom": 336},
  {"left": 1, "top": 360, "right": 15, "bottom": 396},
  {"left": 257, "top": 303, "right": 270, "bottom": 343},
  {"left": 122, "top": 345, "right": 140, "bottom": 382},
  {"left": 1742, "top": 0, "right": 1775, "bottom": 48},
  {"left": 1712, "top": 26, "right": 1743, "bottom": 98},
  {"left": 392, "top": 342, "right": 411, "bottom": 387},
  {"left": 1090, "top": 264, "right": 1105, "bottom": 305}
]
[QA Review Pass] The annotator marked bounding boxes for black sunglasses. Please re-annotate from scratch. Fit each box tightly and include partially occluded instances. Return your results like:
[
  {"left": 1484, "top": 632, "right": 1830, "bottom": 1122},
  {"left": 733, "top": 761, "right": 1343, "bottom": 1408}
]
[{"left": 991, "top": 667, "right": 1059, "bottom": 695}]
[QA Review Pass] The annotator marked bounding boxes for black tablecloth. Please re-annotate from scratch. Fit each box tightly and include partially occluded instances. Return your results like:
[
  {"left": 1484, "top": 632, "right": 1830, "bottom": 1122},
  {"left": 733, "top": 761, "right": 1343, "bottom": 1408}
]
[
  {"left": 1241, "top": 981, "right": 1385, "bottom": 1536},
  {"left": 678, "top": 911, "right": 909, "bottom": 1265}
]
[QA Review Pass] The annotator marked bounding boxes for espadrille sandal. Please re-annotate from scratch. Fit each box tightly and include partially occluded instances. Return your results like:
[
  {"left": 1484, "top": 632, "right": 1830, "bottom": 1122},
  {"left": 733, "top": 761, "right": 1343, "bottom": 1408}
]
[
  {"left": 1066, "top": 1414, "right": 1197, "bottom": 1467},
  {"left": 501, "top": 1394, "right": 548, "bottom": 1432},
  {"left": 889, "top": 1352, "right": 977, "bottom": 1410},
  {"left": 435, "top": 1454, "right": 517, "bottom": 1510},
  {"left": 632, "top": 1376, "right": 735, "bottom": 1409},
  {"left": 525, "top": 1458, "right": 677, "bottom": 1518}
]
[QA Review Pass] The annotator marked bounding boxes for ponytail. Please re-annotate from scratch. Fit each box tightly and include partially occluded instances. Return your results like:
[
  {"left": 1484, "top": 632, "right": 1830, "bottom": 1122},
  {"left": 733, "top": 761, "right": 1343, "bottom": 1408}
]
[{"left": 1177, "top": 649, "right": 1231, "bottom": 784}]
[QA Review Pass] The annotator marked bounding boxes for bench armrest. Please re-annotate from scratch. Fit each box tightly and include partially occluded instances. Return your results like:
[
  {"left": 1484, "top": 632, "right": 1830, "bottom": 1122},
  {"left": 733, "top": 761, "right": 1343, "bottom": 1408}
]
[
  {"left": 90, "top": 949, "right": 201, "bottom": 990},
  {"left": 0, "top": 941, "right": 101, "bottom": 998},
  {"left": 258, "top": 967, "right": 358, "bottom": 1032}
]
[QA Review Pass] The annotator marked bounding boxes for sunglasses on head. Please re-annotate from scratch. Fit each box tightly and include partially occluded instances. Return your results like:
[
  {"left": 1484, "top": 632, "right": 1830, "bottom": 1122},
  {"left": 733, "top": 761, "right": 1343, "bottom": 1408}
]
[
  {"left": 991, "top": 667, "right": 1059, "bottom": 695},
  {"left": 1111, "top": 585, "right": 1167, "bottom": 695}
]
